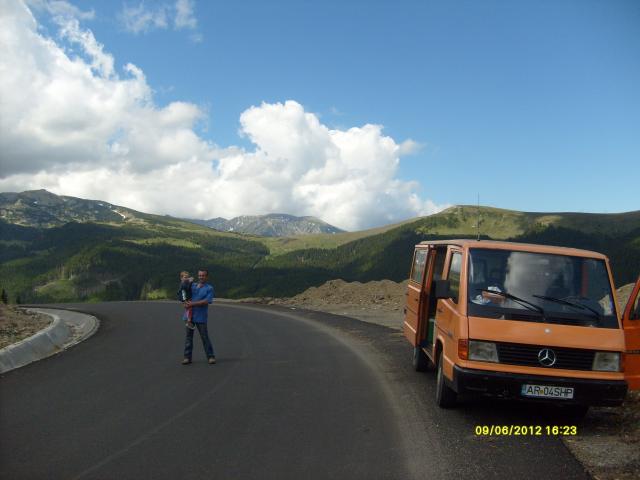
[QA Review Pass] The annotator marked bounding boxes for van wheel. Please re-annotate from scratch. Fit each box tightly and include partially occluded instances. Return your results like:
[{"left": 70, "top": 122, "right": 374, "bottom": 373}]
[
  {"left": 413, "top": 346, "right": 429, "bottom": 372},
  {"left": 435, "top": 350, "right": 457, "bottom": 408}
]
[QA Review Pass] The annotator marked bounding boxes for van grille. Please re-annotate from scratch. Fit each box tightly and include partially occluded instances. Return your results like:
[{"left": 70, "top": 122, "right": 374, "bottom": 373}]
[{"left": 496, "top": 342, "right": 595, "bottom": 371}]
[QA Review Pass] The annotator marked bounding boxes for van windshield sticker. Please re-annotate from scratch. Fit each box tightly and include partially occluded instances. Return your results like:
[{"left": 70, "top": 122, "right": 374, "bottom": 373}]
[{"left": 476, "top": 288, "right": 545, "bottom": 317}]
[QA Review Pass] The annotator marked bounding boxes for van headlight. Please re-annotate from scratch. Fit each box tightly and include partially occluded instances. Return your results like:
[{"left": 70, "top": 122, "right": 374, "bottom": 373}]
[
  {"left": 592, "top": 352, "right": 620, "bottom": 372},
  {"left": 469, "top": 340, "right": 499, "bottom": 363}
]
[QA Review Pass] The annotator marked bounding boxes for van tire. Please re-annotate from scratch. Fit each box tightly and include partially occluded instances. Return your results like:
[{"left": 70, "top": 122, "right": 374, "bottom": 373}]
[
  {"left": 435, "top": 350, "right": 457, "bottom": 408},
  {"left": 413, "top": 346, "right": 429, "bottom": 371}
]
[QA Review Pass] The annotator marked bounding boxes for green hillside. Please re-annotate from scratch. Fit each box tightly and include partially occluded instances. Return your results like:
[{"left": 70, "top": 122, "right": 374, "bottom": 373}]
[
  {"left": 413, "top": 205, "right": 640, "bottom": 239},
  {"left": 245, "top": 207, "right": 640, "bottom": 297},
  {"left": 1, "top": 200, "right": 638, "bottom": 303},
  {"left": 0, "top": 219, "right": 268, "bottom": 303}
]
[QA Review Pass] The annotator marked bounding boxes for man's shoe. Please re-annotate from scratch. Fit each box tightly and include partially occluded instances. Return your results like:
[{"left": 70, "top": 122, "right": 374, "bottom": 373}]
[
  {"left": 182, "top": 358, "right": 192, "bottom": 365},
  {"left": 208, "top": 357, "right": 216, "bottom": 365}
]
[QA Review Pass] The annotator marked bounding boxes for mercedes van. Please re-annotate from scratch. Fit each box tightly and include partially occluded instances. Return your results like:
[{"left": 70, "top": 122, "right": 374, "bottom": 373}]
[{"left": 403, "top": 240, "right": 640, "bottom": 412}]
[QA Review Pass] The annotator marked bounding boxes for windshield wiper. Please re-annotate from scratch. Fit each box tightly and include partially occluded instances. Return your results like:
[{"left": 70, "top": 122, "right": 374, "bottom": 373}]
[
  {"left": 532, "top": 295, "right": 601, "bottom": 322},
  {"left": 476, "top": 289, "right": 546, "bottom": 317}
]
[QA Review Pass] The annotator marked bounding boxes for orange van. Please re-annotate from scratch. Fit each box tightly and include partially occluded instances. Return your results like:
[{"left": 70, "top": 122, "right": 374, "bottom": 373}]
[{"left": 403, "top": 240, "right": 640, "bottom": 414}]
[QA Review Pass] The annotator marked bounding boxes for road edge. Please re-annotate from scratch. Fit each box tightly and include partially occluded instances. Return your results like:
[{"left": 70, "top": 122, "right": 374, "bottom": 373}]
[{"left": 0, "top": 308, "right": 99, "bottom": 374}]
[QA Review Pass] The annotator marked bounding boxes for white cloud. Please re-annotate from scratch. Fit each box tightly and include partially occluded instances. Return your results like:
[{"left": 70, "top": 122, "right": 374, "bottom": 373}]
[
  {"left": 398, "top": 139, "right": 423, "bottom": 156},
  {"left": 118, "top": 0, "right": 199, "bottom": 36},
  {"left": 56, "top": 15, "right": 115, "bottom": 77},
  {"left": 174, "top": 0, "right": 196, "bottom": 30},
  {"left": 0, "top": 0, "right": 444, "bottom": 231},
  {"left": 27, "top": 0, "right": 95, "bottom": 21},
  {"left": 119, "top": 2, "right": 168, "bottom": 34}
]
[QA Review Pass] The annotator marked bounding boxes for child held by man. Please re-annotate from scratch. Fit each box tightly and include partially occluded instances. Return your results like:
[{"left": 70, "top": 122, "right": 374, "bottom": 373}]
[{"left": 178, "top": 271, "right": 196, "bottom": 330}]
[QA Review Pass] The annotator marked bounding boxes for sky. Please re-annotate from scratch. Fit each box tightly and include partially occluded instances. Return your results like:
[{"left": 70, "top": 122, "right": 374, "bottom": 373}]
[{"left": 0, "top": 0, "right": 638, "bottom": 231}]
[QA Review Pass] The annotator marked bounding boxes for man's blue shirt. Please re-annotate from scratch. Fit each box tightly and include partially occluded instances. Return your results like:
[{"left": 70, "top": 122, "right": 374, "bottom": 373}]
[{"left": 190, "top": 282, "right": 214, "bottom": 323}]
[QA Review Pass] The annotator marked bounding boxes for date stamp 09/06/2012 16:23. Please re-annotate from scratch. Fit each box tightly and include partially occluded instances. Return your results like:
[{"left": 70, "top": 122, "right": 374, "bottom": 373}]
[{"left": 474, "top": 425, "right": 578, "bottom": 436}]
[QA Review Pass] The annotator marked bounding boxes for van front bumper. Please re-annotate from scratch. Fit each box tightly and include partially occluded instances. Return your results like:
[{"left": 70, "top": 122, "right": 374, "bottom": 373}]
[{"left": 451, "top": 366, "right": 628, "bottom": 406}]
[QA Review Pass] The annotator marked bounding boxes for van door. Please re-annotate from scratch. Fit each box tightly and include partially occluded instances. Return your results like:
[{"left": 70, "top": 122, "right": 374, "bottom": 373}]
[
  {"left": 404, "top": 248, "right": 428, "bottom": 346},
  {"left": 435, "top": 249, "right": 463, "bottom": 378},
  {"left": 623, "top": 276, "right": 640, "bottom": 390},
  {"left": 421, "top": 247, "right": 447, "bottom": 351}
]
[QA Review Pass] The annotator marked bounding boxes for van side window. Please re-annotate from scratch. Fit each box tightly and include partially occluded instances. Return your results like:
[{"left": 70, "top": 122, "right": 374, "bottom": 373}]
[
  {"left": 432, "top": 248, "right": 446, "bottom": 281},
  {"left": 448, "top": 252, "right": 462, "bottom": 303},
  {"left": 411, "top": 250, "right": 428, "bottom": 283}
]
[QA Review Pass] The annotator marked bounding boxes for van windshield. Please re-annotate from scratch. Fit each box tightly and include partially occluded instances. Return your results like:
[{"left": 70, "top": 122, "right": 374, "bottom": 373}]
[{"left": 467, "top": 248, "right": 619, "bottom": 328}]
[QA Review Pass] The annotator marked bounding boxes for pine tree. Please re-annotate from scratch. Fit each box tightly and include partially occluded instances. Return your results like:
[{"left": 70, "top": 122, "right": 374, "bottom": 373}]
[
  {"left": 1, "top": 289, "right": 7, "bottom": 304},
  {"left": 15, "top": 294, "right": 21, "bottom": 305}
]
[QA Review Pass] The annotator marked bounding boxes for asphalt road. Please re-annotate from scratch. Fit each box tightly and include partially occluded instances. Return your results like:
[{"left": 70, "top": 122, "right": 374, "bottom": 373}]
[{"left": 0, "top": 302, "right": 590, "bottom": 480}]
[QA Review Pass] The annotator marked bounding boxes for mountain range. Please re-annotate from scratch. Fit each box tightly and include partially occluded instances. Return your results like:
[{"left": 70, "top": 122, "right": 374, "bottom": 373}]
[
  {"left": 185, "top": 214, "right": 344, "bottom": 237},
  {"left": 0, "top": 189, "right": 132, "bottom": 228},
  {"left": 0, "top": 190, "right": 343, "bottom": 237},
  {"left": 0, "top": 189, "right": 638, "bottom": 304}
]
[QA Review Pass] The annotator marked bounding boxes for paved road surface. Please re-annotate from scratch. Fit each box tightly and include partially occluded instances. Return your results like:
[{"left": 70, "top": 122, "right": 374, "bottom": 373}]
[{"left": 0, "top": 302, "right": 590, "bottom": 479}]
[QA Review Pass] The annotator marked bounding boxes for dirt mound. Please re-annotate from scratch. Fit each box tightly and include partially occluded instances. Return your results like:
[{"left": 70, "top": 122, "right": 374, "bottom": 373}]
[
  {"left": 244, "top": 279, "right": 409, "bottom": 329},
  {"left": 279, "top": 278, "right": 408, "bottom": 310}
]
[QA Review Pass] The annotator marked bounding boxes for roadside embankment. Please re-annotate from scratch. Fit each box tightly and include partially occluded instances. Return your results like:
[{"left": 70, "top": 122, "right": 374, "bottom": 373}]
[
  {"left": 0, "top": 305, "right": 53, "bottom": 348},
  {"left": 0, "top": 307, "right": 99, "bottom": 374}
]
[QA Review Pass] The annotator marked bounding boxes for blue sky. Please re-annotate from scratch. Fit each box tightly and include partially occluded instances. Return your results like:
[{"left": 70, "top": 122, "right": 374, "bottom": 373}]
[{"left": 1, "top": 0, "right": 639, "bottom": 229}]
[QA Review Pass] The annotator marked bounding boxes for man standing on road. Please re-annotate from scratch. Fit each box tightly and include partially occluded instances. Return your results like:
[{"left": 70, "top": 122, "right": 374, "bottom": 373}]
[{"left": 182, "top": 269, "right": 216, "bottom": 365}]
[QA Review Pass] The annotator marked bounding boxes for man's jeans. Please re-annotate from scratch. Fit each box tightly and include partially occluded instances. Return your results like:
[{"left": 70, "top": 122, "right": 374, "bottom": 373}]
[{"left": 183, "top": 322, "right": 215, "bottom": 359}]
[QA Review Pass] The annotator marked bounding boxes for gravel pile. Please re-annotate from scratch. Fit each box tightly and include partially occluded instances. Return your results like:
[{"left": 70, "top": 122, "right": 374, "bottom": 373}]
[{"left": 278, "top": 279, "right": 408, "bottom": 310}]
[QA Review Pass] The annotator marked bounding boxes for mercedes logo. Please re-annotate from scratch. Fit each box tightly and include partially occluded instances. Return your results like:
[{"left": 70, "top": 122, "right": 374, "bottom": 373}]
[{"left": 538, "top": 348, "right": 557, "bottom": 367}]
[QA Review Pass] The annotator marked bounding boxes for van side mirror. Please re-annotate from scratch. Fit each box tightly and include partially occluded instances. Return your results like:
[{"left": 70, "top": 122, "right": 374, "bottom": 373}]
[{"left": 434, "top": 279, "right": 451, "bottom": 299}]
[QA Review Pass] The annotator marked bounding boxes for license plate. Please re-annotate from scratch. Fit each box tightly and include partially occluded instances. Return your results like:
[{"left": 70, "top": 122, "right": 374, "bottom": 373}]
[{"left": 521, "top": 384, "right": 574, "bottom": 399}]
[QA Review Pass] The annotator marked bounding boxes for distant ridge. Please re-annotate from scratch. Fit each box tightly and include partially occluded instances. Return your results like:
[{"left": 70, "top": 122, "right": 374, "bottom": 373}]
[
  {"left": 0, "top": 190, "right": 344, "bottom": 237},
  {"left": 184, "top": 213, "right": 345, "bottom": 237},
  {"left": 0, "top": 189, "right": 135, "bottom": 228}
]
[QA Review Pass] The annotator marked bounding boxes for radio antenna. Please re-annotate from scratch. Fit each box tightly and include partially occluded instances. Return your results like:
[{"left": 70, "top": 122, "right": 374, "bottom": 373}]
[{"left": 476, "top": 193, "right": 481, "bottom": 241}]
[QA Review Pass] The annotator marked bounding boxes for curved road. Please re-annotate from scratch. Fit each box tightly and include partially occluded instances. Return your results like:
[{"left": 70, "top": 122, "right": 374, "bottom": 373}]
[{"left": 1, "top": 302, "right": 589, "bottom": 479}]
